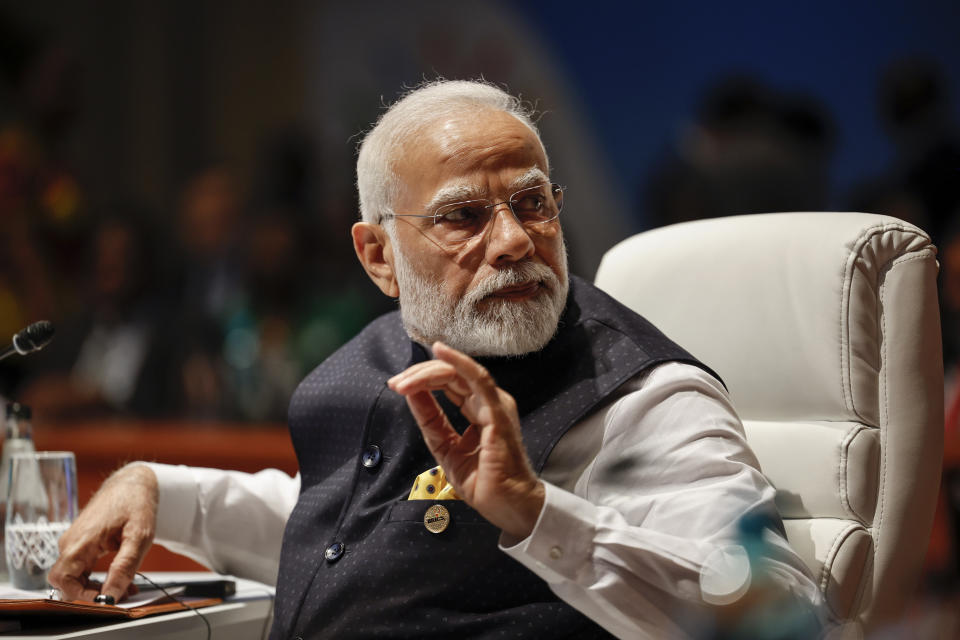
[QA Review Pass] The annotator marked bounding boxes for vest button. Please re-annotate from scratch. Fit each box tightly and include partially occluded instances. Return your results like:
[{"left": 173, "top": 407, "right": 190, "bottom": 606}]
[
  {"left": 324, "top": 542, "right": 345, "bottom": 562},
  {"left": 360, "top": 444, "right": 382, "bottom": 469}
]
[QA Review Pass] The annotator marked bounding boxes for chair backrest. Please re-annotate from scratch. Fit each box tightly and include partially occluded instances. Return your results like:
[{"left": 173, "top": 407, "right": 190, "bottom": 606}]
[{"left": 594, "top": 212, "right": 943, "bottom": 634}]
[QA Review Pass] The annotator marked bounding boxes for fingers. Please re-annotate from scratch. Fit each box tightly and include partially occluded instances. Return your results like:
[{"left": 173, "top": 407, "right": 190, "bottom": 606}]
[
  {"left": 432, "top": 342, "right": 518, "bottom": 424},
  {"left": 389, "top": 357, "right": 486, "bottom": 431},
  {"left": 387, "top": 344, "right": 496, "bottom": 409},
  {"left": 402, "top": 390, "right": 462, "bottom": 461},
  {"left": 388, "top": 342, "right": 519, "bottom": 428},
  {"left": 431, "top": 342, "right": 500, "bottom": 403},
  {"left": 50, "top": 522, "right": 109, "bottom": 600},
  {"left": 388, "top": 359, "right": 470, "bottom": 399},
  {"left": 49, "top": 556, "right": 100, "bottom": 601},
  {"left": 56, "top": 574, "right": 102, "bottom": 602},
  {"left": 101, "top": 523, "right": 153, "bottom": 601}
]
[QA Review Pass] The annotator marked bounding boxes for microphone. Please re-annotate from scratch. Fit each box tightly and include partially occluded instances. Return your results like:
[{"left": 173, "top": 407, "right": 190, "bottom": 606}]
[{"left": 0, "top": 321, "right": 56, "bottom": 362}]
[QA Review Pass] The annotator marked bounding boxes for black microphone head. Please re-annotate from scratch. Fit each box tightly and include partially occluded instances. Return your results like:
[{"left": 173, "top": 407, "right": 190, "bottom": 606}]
[{"left": 12, "top": 320, "right": 55, "bottom": 355}]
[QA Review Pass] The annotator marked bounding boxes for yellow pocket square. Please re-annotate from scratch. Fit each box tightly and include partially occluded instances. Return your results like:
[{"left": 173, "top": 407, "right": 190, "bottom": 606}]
[{"left": 408, "top": 466, "right": 460, "bottom": 500}]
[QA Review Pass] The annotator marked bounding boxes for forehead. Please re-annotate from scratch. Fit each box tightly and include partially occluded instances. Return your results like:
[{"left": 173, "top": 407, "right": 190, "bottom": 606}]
[{"left": 394, "top": 109, "right": 548, "bottom": 207}]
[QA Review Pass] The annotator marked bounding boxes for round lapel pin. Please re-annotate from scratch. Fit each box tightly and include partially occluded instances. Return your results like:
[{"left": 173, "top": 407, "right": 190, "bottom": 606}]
[{"left": 423, "top": 504, "right": 451, "bottom": 533}]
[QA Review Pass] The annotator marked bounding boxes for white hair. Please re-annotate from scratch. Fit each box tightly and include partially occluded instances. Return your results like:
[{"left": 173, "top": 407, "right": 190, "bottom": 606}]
[{"left": 356, "top": 79, "right": 547, "bottom": 227}]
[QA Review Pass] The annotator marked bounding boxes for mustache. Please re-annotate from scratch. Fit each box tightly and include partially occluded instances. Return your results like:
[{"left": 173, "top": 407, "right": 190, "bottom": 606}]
[{"left": 464, "top": 261, "right": 560, "bottom": 303}]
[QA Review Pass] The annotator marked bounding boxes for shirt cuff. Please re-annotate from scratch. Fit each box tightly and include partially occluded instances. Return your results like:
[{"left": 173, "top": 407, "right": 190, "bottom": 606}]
[
  {"left": 141, "top": 462, "right": 199, "bottom": 545},
  {"left": 499, "top": 480, "right": 598, "bottom": 585}
]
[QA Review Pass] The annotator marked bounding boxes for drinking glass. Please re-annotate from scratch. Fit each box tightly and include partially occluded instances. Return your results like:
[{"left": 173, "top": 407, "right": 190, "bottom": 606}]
[{"left": 4, "top": 452, "right": 77, "bottom": 590}]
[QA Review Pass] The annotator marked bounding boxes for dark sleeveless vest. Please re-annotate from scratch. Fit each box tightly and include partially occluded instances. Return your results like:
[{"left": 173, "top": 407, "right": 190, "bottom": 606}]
[{"left": 272, "top": 276, "right": 717, "bottom": 639}]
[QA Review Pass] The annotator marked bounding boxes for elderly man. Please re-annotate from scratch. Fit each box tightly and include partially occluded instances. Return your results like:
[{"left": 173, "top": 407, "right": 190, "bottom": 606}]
[{"left": 51, "top": 80, "right": 825, "bottom": 638}]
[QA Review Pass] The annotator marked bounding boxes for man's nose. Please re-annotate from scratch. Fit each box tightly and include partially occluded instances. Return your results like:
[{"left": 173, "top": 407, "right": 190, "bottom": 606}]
[{"left": 484, "top": 204, "right": 535, "bottom": 264}]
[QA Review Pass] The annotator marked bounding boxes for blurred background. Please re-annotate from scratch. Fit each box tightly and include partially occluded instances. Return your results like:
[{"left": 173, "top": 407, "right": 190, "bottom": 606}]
[
  {"left": 1, "top": 0, "right": 960, "bottom": 602},
  {"left": 2, "top": 0, "right": 959, "bottom": 421}
]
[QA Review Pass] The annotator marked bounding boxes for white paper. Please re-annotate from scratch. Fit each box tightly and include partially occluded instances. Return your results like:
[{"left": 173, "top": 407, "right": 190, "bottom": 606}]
[
  {"left": 114, "top": 586, "right": 185, "bottom": 609},
  {"left": 0, "top": 585, "right": 48, "bottom": 600}
]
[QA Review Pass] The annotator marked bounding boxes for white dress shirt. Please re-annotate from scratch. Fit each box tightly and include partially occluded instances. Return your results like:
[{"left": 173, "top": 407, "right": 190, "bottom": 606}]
[{"left": 147, "top": 361, "right": 826, "bottom": 638}]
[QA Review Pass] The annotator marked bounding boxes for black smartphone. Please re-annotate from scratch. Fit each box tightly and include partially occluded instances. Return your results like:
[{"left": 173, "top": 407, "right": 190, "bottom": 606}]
[{"left": 133, "top": 578, "right": 237, "bottom": 599}]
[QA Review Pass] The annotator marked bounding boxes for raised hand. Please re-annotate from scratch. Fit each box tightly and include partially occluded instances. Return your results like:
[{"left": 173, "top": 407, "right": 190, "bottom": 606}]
[
  {"left": 387, "top": 341, "right": 545, "bottom": 539},
  {"left": 48, "top": 464, "right": 158, "bottom": 602}
]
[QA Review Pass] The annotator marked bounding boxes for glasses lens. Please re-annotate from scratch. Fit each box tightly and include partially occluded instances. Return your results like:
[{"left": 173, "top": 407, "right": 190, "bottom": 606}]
[
  {"left": 433, "top": 201, "right": 492, "bottom": 245},
  {"left": 511, "top": 185, "right": 548, "bottom": 219},
  {"left": 511, "top": 184, "right": 562, "bottom": 226}
]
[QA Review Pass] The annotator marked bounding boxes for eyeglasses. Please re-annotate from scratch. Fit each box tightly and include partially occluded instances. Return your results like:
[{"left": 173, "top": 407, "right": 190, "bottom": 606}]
[{"left": 382, "top": 183, "right": 564, "bottom": 247}]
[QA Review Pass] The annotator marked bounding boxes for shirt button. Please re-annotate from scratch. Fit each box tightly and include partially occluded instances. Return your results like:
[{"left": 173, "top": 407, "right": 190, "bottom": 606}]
[
  {"left": 324, "top": 542, "right": 345, "bottom": 562},
  {"left": 360, "top": 444, "right": 382, "bottom": 469},
  {"left": 549, "top": 546, "right": 563, "bottom": 560}
]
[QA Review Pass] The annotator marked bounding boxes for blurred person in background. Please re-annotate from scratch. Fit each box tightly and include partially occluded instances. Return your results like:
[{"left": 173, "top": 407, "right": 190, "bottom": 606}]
[
  {"left": 172, "top": 163, "right": 245, "bottom": 323},
  {"left": 159, "top": 163, "right": 245, "bottom": 418},
  {"left": 880, "top": 59, "right": 960, "bottom": 246},
  {"left": 210, "top": 129, "right": 379, "bottom": 421},
  {"left": 645, "top": 76, "right": 835, "bottom": 229},
  {"left": 849, "top": 58, "right": 960, "bottom": 245},
  {"left": 18, "top": 209, "right": 179, "bottom": 418},
  {"left": 218, "top": 209, "right": 371, "bottom": 421},
  {"left": 174, "top": 131, "right": 379, "bottom": 422}
]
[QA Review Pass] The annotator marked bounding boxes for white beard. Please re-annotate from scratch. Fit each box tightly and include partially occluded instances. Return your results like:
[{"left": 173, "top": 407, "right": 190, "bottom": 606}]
[{"left": 392, "top": 244, "right": 569, "bottom": 357}]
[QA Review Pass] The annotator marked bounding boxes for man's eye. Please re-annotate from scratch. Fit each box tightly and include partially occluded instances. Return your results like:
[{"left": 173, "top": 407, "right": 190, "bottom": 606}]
[
  {"left": 513, "top": 195, "right": 545, "bottom": 213},
  {"left": 438, "top": 207, "right": 482, "bottom": 224}
]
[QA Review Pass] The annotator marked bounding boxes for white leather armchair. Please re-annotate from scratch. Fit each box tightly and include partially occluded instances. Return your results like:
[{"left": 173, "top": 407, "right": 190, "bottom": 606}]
[{"left": 594, "top": 212, "right": 943, "bottom": 635}]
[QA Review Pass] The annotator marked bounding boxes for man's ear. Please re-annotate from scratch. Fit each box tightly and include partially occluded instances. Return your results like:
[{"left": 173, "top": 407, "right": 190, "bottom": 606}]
[{"left": 352, "top": 222, "right": 400, "bottom": 298}]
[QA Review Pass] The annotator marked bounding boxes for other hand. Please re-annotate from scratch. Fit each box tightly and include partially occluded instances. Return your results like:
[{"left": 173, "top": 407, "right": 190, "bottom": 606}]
[
  {"left": 48, "top": 464, "right": 158, "bottom": 602},
  {"left": 387, "top": 341, "right": 545, "bottom": 539}
]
